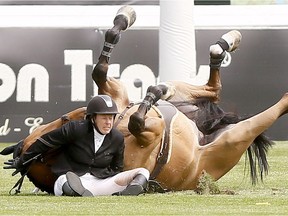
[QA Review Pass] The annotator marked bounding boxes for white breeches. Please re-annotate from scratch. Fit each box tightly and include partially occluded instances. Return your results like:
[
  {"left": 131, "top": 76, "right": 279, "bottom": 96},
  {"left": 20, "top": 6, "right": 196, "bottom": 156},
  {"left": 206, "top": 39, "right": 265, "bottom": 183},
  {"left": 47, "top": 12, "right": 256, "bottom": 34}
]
[{"left": 54, "top": 167, "right": 150, "bottom": 196}]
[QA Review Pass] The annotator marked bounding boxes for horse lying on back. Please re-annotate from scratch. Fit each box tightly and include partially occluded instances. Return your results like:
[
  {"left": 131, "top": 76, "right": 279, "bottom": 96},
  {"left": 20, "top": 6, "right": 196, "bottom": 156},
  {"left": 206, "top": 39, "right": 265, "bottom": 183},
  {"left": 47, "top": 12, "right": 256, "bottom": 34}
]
[
  {"left": 1, "top": 6, "right": 282, "bottom": 194},
  {"left": 0, "top": 97, "right": 272, "bottom": 194}
]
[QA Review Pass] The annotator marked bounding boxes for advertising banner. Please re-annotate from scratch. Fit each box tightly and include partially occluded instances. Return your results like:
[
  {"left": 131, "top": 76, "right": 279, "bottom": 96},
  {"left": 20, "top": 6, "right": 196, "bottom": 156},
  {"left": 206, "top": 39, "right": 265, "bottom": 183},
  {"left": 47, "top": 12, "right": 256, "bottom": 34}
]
[
  {"left": 0, "top": 28, "right": 159, "bottom": 142},
  {"left": 1, "top": 28, "right": 288, "bottom": 141}
]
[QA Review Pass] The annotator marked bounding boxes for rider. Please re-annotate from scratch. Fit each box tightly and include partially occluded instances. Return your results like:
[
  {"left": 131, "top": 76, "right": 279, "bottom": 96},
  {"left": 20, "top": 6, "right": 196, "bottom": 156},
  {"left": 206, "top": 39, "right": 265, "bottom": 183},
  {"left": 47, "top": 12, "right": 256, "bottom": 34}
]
[{"left": 4, "top": 95, "right": 150, "bottom": 196}]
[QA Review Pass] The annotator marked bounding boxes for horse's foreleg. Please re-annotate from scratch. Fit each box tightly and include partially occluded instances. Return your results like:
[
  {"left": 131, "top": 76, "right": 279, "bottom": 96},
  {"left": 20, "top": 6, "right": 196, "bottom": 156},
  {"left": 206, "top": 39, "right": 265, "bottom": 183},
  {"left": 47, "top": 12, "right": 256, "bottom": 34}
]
[
  {"left": 128, "top": 85, "right": 167, "bottom": 135},
  {"left": 200, "top": 93, "right": 288, "bottom": 180},
  {"left": 92, "top": 6, "right": 136, "bottom": 89}
]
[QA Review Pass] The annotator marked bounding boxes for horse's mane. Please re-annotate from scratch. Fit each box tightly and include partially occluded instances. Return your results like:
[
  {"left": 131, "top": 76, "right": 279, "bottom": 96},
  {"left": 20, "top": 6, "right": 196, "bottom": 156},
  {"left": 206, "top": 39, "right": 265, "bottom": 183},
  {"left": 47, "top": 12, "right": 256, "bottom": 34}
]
[{"left": 170, "top": 98, "right": 274, "bottom": 185}]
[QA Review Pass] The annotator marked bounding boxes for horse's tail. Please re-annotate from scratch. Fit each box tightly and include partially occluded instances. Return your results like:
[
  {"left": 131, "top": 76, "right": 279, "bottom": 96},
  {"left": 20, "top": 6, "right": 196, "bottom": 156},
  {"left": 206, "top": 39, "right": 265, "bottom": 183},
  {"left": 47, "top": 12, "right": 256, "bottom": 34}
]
[
  {"left": 173, "top": 98, "right": 274, "bottom": 184},
  {"left": 246, "top": 129, "right": 274, "bottom": 184}
]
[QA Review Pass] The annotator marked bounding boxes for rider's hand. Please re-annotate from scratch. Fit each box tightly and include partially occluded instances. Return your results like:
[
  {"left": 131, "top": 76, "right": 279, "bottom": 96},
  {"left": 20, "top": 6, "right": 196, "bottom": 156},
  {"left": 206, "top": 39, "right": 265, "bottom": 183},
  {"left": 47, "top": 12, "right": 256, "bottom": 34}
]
[{"left": 3, "top": 157, "right": 27, "bottom": 176}]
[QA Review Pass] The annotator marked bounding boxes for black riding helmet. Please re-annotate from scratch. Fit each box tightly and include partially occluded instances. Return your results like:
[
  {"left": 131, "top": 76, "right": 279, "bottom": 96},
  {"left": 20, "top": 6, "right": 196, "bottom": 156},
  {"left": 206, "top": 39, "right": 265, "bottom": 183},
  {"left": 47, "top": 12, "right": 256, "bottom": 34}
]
[{"left": 86, "top": 95, "right": 119, "bottom": 119}]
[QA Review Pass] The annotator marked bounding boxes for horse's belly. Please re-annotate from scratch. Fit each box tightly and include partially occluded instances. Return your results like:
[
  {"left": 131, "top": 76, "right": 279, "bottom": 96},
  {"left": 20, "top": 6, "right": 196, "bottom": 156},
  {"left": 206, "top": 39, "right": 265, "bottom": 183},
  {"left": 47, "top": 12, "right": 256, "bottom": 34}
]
[{"left": 154, "top": 116, "right": 201, "bottom": 190}]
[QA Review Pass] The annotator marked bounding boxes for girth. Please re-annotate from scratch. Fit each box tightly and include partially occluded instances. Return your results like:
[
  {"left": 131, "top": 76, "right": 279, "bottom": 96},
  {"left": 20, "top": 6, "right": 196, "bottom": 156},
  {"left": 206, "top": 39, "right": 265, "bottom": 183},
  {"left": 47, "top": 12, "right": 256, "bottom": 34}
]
[{"left": 150, "top": 100, "right": 178, "bottom": 180}]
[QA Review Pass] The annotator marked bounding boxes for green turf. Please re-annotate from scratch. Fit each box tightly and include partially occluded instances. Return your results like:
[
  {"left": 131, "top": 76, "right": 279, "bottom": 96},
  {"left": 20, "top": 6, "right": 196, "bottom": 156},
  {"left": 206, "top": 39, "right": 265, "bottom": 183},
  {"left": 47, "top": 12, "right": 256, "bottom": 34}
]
[{"left": 0, "top": 142, "right": 287, "bottom": 215}]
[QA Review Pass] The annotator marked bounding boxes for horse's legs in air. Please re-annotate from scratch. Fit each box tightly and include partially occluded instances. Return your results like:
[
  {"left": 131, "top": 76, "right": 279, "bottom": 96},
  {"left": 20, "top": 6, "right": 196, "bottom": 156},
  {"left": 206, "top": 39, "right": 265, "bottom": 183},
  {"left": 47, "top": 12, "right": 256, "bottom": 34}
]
[
  {"left": 142, "top": 30, "right": 242, "bottom": 106},
  {"left": 166, "top": 30, "right": 242, "bottom": 103},
  {"left": 128, "top": 30, "right": 242, "bottom": 134},
  {"left": 92, "top": 6, "right": 136, "bottom": 90}
]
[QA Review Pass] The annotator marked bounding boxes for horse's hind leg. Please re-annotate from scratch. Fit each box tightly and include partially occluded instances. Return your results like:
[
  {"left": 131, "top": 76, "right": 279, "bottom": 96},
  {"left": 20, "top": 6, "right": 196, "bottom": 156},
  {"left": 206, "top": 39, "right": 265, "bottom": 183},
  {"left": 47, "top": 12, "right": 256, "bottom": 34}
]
[
  {"left": 207, "top": 30, "right": 242, "bottom": 101},
  {"left": 92, "top": 6, "right": 136, "bottom": 89},
  {"left": 201, "top": 92, "right": 288, "bottom": 180},
  {"left": 153, "top": 30, "right": 242, "bottom": 103}
]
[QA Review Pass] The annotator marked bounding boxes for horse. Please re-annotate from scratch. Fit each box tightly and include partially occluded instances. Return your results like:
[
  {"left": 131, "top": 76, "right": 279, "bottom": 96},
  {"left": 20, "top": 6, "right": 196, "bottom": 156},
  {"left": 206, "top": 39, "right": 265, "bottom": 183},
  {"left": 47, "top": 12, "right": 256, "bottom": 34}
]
[{"left": 2, "top": 5, "right": 286, "bottom": 195}]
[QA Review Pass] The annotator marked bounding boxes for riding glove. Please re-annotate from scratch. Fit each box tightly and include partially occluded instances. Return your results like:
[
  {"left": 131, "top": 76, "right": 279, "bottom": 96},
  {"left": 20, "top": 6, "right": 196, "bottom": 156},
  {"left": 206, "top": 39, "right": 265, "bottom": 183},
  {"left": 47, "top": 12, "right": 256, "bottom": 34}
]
[
  {"left": 3, "top": 156, "right": 27, "bottom": 176},
  {"left": 3, "top": 138, "right": 51, "bottom": 176}
]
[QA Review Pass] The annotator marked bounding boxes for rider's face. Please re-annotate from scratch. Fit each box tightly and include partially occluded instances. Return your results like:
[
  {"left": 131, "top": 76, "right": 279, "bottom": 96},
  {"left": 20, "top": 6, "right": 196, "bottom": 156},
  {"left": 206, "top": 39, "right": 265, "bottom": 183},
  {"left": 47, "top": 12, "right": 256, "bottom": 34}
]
[{"left": 93, "top": 114, "right": 114, "bottom": 134}]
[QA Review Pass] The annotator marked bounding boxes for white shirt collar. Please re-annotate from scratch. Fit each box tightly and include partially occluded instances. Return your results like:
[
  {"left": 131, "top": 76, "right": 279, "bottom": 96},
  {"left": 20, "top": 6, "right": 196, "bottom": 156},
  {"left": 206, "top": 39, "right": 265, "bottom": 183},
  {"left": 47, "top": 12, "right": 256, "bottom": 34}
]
[{"left": 93, "top": 128, "right": 106, "bottom": 153}]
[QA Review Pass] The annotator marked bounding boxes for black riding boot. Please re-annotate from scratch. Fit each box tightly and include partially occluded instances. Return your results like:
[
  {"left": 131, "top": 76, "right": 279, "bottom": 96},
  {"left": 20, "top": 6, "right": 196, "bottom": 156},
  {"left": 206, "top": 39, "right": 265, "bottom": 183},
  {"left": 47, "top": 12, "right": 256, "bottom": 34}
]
[
  {"left": 62, "top": 171, "right": 93, "bottom": 197},
  {"left": 62, "top": 182, "right": 81, "bottom": 196},
  {"left": 113, "top": 174, "right": 148, "bottom": 196}
]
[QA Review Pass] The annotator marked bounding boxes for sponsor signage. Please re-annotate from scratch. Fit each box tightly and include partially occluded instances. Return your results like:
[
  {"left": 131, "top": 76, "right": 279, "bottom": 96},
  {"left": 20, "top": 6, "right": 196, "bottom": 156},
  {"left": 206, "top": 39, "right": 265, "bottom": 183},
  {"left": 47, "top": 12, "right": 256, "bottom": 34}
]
[
  {"left": 1, "top": 28, "right": 288, "bottom": 141},
  {"left": 0, "top": 28, "right": 159, "bottom": 142}
]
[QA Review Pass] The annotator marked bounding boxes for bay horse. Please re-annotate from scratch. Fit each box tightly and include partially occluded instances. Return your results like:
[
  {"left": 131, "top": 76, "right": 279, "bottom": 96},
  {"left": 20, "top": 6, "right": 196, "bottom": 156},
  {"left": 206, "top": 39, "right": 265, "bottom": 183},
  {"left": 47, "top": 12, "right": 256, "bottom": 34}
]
[{"left": 2, "top": 6, "right": 286, "bottom": 195}]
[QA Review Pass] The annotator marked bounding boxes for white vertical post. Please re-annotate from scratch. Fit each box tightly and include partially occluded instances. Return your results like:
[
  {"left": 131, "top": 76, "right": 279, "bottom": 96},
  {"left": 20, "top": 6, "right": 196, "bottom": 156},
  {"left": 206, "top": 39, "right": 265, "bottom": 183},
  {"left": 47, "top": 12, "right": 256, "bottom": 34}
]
[{"left": 159, "top": 0, "right": 196, "bottom": 82}]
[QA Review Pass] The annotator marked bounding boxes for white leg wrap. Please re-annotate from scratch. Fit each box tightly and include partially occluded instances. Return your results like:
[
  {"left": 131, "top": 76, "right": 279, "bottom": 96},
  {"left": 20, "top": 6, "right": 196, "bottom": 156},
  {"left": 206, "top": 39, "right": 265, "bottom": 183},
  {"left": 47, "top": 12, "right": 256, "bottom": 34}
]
[
  {"left": 209, "top": 44, "right": 224, "bottom": 56},
  {"left": 221, "top": 30, "right": 242, "bottom": 52},
  {"left": 115, "top": 5, "right": 137, "bottom": 30}
]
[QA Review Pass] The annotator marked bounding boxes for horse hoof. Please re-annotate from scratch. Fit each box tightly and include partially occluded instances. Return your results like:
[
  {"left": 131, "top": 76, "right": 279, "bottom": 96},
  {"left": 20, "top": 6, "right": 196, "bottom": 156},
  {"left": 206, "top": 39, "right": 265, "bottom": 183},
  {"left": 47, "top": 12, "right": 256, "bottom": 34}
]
[
  {"left": 128, "top": 112, "right": 145, "bottom": 134},
  {"left": 114, "top": 5, "right": 136, "bottom": 31},
  {"left": 221, "top": 30, "right": 242, "bottom": 52}
]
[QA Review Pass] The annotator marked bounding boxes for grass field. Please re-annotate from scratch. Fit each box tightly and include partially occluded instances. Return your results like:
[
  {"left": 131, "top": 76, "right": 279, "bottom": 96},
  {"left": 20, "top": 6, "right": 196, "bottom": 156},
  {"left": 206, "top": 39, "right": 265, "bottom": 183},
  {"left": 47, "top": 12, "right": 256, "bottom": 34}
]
[{"left": 0, "top": 142, "right": 288, "bottom": 215}]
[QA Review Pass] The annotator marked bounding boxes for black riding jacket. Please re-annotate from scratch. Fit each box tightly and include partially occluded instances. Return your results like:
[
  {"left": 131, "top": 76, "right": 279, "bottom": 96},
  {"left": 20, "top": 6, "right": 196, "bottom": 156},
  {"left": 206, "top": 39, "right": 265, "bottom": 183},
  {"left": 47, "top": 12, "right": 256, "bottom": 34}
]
[{"left": 21, "top": 119, "right": 125, "bottom": 178}]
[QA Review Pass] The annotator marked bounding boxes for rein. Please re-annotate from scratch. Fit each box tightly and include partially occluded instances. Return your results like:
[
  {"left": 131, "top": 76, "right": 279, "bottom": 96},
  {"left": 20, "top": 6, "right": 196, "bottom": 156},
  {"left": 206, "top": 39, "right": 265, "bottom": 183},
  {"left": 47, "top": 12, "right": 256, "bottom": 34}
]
[
  {"left": 9, "top": 172, "right": 27, "bottom": 195},
  {"left": 114, "top": 102, "right": 137, "bottom": 128},
  {"left": 9, "top": 153, "right": 42, "bottom": 195}
]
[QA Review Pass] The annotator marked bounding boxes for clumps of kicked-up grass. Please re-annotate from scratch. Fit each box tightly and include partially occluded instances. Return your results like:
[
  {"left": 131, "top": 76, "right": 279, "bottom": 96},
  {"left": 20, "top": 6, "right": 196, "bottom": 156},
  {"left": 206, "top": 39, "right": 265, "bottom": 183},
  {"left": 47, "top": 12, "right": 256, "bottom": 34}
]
[{"left": 195, "top": 170, "right": 235, "bottom": 195}]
